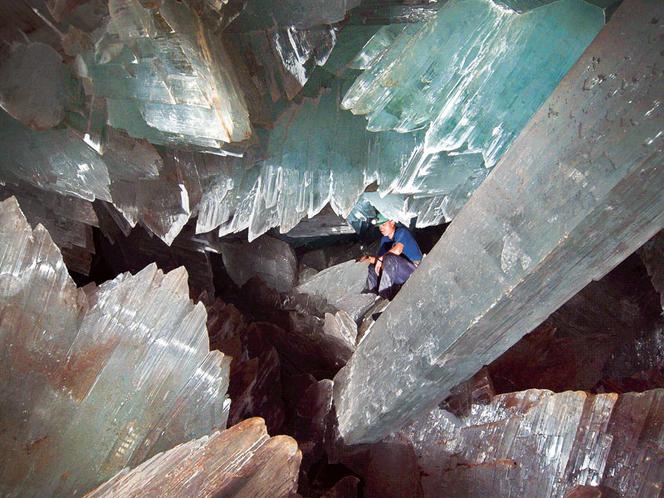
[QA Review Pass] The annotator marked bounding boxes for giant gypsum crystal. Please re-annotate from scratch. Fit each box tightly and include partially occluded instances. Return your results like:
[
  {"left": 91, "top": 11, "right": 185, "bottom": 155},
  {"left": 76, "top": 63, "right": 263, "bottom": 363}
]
[
  {"left": 218, "top": 0, "right": 604, "bottom": 238},
  {"left": 82, "top": 0, "right": 251, "bottom": 149},
  {"left": 405, "top": 389, "right": 664, "bottom": 497},
  {"left": 0, "top": 0, "right": 607, "bottom": 244},
  {"left": 334, "top": 0, "right": 664, "bottom": 444},
  {"left": 0, "top": 197, "right": 231, "bottom": 496},
  {"left": 86, "top": 418, "right": 301, "bottom": 498}
]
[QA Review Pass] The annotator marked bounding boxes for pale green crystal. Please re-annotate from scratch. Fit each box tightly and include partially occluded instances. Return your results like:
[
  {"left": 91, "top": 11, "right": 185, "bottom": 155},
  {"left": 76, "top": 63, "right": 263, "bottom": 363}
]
[
  {"left": 491, "top": 0, "right": 559, "bottom": 12},
  {"left": 0, "top": 112, "right": 192, "bottom": 245},
  {"left": 343, "top": 0, "right": 604, "bottom": 167},
  {"left": 231, "top": 26, "right": 338, "bottom": 101},
  {"left": 0, "top": 110, "right": 111, "bottom": 202},
  {"left": 0, "top": 0, "right": 611, "bottom": 245},
  {"left": 81, "top": 0, "right": 251, "bottom": 149},
  {"left": 334, "top": 0, "right": 664, "bottom": 444},
  {"left": 229, "top": 0, "right": 362, "bottom": 30},
  {"left": 0, "top": 42, "right": 80, "bottom": 130},
  {"left": 0, "top": 197, "right": 231, "bottom": 497}
]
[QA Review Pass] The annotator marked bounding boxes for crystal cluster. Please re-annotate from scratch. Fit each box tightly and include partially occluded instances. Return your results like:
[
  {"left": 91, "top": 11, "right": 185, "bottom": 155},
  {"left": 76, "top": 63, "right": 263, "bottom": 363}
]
[
  {"left": 80, "top": 0, "right": 251, "bottom": 149},
  {"left": 2, "top": 0, "right": 662, "bottom": 496},
  {"left": 405, "top": 389, "right": 664, "bottom": 497},
  {"left": 343, "top": 0, "right": 603, "bottom": 167},
  {"left": 0, "top": 181, "right": 99, "bottom": 275},
  {"left": 0, "top": 196, "right": 231, "bottom": 496},
  {"left": 85, "top": 418, "right": 301, "bottom": 498},
  {"left": 343, "top": 0, "right": 604, "bottom": 227},
  {"left": 228, "top": 0, "right": 607, "bottom": 238},
  {"left": 0, "top": 0, "right": 608, "bottom": 258},
  {"left": 334, "top": 0, "right": 664, "bottom": 444}
]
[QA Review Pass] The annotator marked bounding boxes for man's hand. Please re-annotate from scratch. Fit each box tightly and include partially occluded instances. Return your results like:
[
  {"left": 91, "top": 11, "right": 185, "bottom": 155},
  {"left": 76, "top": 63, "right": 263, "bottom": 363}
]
[{"left": 358, "top": 255, "right": 382, "bottom": 273}]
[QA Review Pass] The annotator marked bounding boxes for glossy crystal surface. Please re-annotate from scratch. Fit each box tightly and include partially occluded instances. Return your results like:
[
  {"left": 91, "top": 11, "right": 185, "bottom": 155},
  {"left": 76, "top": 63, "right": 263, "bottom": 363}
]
[
  {"left": 86, "top": 418, "right": 301, "bottom": 498},
  {"left": 334, "top": 0, "right": 664, "bottom": 444},
  {"left": 80, "top": 0, "right": 251, "bottom": 148},
  {"left": 405, "top": 389, "right": 664, "bottom": 497},
  {"left": 0, "top": 197, "right": 231, "bottom": 497}
]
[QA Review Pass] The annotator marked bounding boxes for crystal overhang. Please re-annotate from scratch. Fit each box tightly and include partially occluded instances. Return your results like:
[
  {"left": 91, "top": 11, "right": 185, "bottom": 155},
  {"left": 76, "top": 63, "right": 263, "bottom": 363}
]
[{"left": 0, "top": 0, "right": 608, "bottom": 246}]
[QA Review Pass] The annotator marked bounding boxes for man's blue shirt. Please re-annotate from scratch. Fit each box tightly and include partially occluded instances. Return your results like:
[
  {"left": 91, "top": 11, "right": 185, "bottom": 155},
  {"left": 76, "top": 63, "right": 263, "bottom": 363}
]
[{"left": 377, "top": 227, "right": 423, "bottom": 263}]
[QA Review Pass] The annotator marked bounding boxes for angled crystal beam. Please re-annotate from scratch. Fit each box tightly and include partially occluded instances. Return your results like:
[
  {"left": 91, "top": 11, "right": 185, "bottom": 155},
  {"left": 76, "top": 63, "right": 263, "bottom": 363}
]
[
  {"left": 85, "top": 418, "right": 301, "bottom": 498},
  {"left": 405, "top": 389, "right": 664, "bottom": 497},
  {"left": 0, "top": 197, "right": 231, "bottom": 496},
  {"left": 81, "top": 0, "right": 251, "bottom": 149},
  {"left": 333, "top": 0, "right": 664, "bottom": 445}
]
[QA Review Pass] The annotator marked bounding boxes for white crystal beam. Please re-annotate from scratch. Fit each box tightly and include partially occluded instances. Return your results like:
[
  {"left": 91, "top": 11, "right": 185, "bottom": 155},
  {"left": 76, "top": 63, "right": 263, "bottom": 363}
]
[{"left": 333, "top": 0, "right": 664, "bottom": 445}]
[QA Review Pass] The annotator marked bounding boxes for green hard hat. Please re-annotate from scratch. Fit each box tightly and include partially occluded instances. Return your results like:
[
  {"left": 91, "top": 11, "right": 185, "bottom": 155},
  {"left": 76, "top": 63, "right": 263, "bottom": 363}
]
[{"left": 371, "top": 213, "right": 390, "bottom": 226}]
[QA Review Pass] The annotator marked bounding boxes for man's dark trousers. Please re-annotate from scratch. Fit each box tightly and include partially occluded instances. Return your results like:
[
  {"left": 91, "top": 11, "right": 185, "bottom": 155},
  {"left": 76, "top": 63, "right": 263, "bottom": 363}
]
[{"left": 364, "top": 253, "right": 417, "bottom": 300}]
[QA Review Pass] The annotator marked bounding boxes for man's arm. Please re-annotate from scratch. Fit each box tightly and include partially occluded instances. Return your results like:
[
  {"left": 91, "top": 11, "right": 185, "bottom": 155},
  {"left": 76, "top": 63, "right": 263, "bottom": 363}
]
[
  {"left": 393, "top": 227, "right": 423, "bottom": 262},
  {"left": 383, "top": 242, "right": 404, "bottom": 257},
  {"left": 358, "top": 243, "right": 404, "bottom": 274},
  {"left": 358, "top": 237, "right": 389, "bottom": 265},
  {"left": 375, "top": 242, "right": 403, "bottom": 273}
]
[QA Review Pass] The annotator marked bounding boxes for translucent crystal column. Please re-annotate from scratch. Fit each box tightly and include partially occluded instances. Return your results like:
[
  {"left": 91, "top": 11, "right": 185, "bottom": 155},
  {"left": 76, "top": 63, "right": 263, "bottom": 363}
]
[
  {"left": 404, "top": 389, "right": 664, "bottom": 497},
  {"left": 0, "top": 197, "right": 231, "bottom": 496},
  {"left": 334, "top": 0, "right": 664, "bottom": 444},
  {"left": 85, "top": 418, "right": 301, "bottom": 498},
  {"left": 81, "top": 0, "right": 251, "bottom": 149}
]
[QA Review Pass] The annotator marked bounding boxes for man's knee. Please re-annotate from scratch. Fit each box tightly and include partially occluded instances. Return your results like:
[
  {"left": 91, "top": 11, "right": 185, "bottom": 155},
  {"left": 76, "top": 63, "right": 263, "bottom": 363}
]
[
  {"left": 365, "top": 265, "right": 379, "bottom": 291},
  {"left": 382, "top": 253, "right": 399, "bottom": 267}
]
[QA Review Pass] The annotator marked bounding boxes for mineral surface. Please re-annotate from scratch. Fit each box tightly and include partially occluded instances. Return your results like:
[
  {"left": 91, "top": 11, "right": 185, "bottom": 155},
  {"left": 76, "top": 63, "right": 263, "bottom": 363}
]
[
  {"left": 334, "top": 0, "right": 664, "bottom": 444},
  {"left": 85, "top": 418, "right": 301, "bottom": 498},
  {"left": 0, "top": 196, "right": 231, "bottom": 497},
  {"left": 405, "top": 389, "right": 664, "bottom": 498},
  {"left": 81, "top": 0, "right": 251, "bottom": 148},
  {"left": 639, "top": 230, "right": 664, "bottom": 311},
  {"left": 219, "top": 235, "right": 298, "bottom": 292},
  {"left": 296, "top": 260, "right": 377, "bottom": 322},
  {"left": 0, "top": 0, "right": 608, "bottom": 244}
]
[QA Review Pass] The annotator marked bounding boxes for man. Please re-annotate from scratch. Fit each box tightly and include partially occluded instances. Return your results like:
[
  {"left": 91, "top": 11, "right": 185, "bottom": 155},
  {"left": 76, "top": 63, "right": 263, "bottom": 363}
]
[{"left": 358, "top": 214, "right": 423, "bottom": 300}]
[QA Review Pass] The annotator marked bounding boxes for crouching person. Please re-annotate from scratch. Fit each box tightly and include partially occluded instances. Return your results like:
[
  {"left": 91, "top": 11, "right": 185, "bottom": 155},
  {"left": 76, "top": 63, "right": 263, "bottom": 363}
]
[{"left": 358, "top": 215, "right": 423, "bottom": 300}]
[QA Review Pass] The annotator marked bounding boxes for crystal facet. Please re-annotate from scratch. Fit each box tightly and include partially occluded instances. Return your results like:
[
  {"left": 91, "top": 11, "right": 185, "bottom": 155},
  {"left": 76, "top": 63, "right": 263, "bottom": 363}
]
[
  {"left": 0, "top": 196, "right": 231, "bottom": 496},
  {"left": 405, "top": 389, "right": 664, "bottom": 498},
  {"left": 85, "top": 418, "right": 301, "bottom": 498},
  {"left": 334, "top": 0, "right": 664, "bottom": 444}
]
